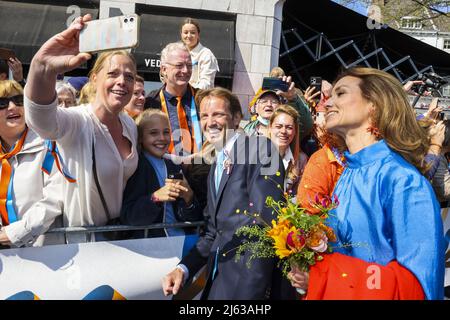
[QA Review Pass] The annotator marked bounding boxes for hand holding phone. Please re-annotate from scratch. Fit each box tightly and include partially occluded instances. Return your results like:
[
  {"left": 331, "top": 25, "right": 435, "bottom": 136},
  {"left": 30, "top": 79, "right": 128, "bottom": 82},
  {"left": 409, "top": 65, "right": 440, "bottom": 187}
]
[
  {"left": 168, "top": 173, "right": 184, "bottom": 180},
  {"left": 28, "top": 14, "right": 93, "bottom": 80},
  {"left": 79, "top": 14, "right": 140, "bottom": 53},
  {"left": 154, "top": 172, "right": 192, "bottom": 203},
  {"left": 309, "top": 77, "right": 322, "bottom": 94},
  {"left": 262, "top": 77, "right": 289, "bottom": 92},
  {"left": 168, "top": 173, "right": 194, "bottom": 206}
]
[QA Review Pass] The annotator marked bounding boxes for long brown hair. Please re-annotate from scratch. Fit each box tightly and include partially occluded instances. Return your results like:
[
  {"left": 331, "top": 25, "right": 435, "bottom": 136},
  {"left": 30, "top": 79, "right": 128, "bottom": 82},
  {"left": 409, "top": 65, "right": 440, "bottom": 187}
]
[
  {"left": 269, "top": 104, "right": 302, "bottom": 188},
  {"left": 334, "top": 67, "right": 429, "bottom": 173}
]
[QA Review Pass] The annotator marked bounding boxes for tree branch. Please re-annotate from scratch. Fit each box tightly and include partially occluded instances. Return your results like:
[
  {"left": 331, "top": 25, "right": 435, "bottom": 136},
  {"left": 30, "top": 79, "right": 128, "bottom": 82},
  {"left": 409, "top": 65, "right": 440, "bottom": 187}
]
[{"left": 410, "top": 0, "right": 449, "bottom": 17}]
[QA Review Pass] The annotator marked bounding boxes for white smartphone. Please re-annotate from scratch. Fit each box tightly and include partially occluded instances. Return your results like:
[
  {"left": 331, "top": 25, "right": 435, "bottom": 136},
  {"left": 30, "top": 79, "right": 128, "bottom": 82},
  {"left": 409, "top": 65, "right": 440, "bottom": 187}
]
[{"left": 79, "top": 14, "right": 140, "bottom": 53}]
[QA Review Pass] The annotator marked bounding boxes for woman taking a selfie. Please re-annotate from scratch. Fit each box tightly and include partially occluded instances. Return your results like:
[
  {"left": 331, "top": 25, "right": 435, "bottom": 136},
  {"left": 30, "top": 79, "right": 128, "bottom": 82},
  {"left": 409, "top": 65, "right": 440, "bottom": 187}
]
[
  {"left": 24, "top": 15, "right": 139, "bottom": 241},
  {"left": 180, "top": 17, "right": 219, "bottom": 90}
]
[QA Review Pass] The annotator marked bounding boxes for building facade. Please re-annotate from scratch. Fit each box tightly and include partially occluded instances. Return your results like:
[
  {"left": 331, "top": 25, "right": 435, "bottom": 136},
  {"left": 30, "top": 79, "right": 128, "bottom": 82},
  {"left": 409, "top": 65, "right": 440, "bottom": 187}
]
[{"left": 0, "top": 0, "right": 286, "bottom": 120}]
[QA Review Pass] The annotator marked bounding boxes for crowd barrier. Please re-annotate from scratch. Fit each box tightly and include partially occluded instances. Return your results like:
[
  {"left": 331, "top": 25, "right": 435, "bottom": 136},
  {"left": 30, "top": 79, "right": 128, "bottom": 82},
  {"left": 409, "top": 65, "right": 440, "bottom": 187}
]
[
  {"left": 2, "top": 219, "right": 448, "bottom": 300},
  {"left": 0, "top": 222, "right": 204, "bottom": 300}
]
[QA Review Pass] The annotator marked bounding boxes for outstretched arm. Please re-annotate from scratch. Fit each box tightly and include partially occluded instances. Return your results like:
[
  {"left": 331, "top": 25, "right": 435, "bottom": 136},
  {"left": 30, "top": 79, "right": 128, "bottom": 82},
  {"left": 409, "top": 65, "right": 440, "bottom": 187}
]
[{"left": 25, "top": 14, "right": 92, "bottom": 105}]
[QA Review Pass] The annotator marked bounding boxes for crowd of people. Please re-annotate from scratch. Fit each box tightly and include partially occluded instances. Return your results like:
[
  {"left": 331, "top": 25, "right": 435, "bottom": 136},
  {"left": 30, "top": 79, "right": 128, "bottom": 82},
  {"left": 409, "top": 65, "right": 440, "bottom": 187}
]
[{"left": 0, "top": 14, "right": 448, "bottom": 300}]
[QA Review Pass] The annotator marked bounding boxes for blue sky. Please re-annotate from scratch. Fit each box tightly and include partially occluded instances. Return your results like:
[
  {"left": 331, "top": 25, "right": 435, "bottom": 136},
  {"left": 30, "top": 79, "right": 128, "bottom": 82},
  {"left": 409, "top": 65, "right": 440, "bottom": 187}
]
[
  {"left": 333, "top": 0, "right": 449, "bottom": 15},
  {"left": 332, "top": 1, "right": 369, "bottom": 16}
]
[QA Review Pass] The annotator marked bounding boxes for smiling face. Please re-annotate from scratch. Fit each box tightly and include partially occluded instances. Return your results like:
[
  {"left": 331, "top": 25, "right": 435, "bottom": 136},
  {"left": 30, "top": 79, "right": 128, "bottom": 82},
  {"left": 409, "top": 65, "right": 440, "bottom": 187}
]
[
  {"left": 255, "top": 92, "right": 280, "bottom": 120},
  {"left": 161, "top": 49, "right": 192, "bottom": 91},
  {"left": 200, "top": 96, "right": 240, "bottom": 147},
  {"left": 92, "top": 54, "right": 136, "bottom": 114},
  {"left": 269, "top": 113, "right": 296, "bottom": 152},
  {"left": 141, "top": 114, "right": 171, "bottom": 158},
  {"left": 325, "top": 76, "right": 374, "bottom": 138},
  {"left": 181, "top": 23, "right": 200, "bottom": 50},
  {"left": 124, "top": 81, "right": 145, "bottom": 117},
  {"left": 0, "top": 97, "right": 26, "bottom": 143}
]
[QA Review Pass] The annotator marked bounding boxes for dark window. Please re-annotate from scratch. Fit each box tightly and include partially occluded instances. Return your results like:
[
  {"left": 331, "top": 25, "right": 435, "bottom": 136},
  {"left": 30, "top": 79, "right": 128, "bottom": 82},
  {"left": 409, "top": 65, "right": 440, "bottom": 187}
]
[{"left": 0, "top": 0, "right": 99, "bottom": 70}]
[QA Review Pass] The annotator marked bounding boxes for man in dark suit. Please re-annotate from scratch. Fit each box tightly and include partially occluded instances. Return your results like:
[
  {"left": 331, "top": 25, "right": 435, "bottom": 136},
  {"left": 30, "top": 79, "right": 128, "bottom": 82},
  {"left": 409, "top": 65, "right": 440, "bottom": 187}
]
[
  {"left": 144, "top": 42, "right": 202, "bottom": 156},
  {"left": 162, "top": 87, "right": 286, "bottom": 300}
]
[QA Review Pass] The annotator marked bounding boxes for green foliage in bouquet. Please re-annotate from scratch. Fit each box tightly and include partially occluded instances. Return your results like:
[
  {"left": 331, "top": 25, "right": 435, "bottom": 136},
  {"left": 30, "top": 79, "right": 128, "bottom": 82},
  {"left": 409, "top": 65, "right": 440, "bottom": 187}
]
[{"left": 234, "top": 192, "right": 339, "bottom": 278}]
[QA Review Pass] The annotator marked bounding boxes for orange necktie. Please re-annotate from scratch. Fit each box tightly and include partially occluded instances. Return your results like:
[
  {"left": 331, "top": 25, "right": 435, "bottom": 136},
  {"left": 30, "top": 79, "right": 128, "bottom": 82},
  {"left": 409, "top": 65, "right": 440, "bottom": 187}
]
[
  {"left": 0, "top": 127, "right": 28, "bottom": 226},
  {"left": 176, "top": 96, "right": 193, "bottom": 154}
]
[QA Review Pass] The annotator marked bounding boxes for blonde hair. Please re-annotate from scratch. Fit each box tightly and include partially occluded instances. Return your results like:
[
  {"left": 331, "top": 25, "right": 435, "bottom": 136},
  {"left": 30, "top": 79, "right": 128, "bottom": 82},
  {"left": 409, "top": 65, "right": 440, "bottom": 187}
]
[
  {"left": 334, "top": 67, "right": 429, "bottom": 173},
  {"left": 78, "top": 81, "right": 95, "bottom": 104},
  {"left": 135, "top": 109, "right": 169, "bottom": 147},
  {"left": 269, "top": 67, "right": 285, "bottom": 78},
  {"left": 0, "top": 80, "right": 23, "bottom": 97},
  {"left": 87, "top": 50, "right": 137, "bottom": 102}
]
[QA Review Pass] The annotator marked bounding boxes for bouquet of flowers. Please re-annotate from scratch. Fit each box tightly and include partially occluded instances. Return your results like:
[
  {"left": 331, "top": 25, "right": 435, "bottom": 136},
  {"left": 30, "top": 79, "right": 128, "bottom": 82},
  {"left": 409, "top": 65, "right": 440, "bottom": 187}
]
[{"left": 234, "top": 193, "right": 339, "bottom": 293}]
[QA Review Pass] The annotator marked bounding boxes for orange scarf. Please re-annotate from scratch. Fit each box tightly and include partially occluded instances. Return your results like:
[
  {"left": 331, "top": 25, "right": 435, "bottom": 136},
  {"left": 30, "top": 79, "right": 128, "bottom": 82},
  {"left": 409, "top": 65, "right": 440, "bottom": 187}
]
[
  {"left": 0, "top": 127, "right": 28, "bottom": 225},
  {"left": 159, "top": 89, "right": 198, "bottom": 155}
]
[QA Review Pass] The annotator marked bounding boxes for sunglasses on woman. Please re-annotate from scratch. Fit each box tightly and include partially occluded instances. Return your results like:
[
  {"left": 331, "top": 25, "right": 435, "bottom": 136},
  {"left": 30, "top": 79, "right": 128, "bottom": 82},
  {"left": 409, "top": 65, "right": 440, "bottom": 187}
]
[{"left": 0, "top": 95, "right": 24, "bottom": 109}]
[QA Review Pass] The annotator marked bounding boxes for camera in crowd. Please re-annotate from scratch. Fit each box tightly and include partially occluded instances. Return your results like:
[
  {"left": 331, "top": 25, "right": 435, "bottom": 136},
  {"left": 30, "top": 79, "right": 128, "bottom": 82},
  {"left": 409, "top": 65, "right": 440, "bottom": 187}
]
[{"left": 413, "top": 72, "right": 448, "bottom": 96}]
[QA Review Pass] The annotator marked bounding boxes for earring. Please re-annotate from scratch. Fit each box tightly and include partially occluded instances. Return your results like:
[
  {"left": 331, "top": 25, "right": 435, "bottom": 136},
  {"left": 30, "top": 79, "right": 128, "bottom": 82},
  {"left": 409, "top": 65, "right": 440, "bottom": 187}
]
[{"left": 366, "top": 124, "right": 382, "bottom": 139}]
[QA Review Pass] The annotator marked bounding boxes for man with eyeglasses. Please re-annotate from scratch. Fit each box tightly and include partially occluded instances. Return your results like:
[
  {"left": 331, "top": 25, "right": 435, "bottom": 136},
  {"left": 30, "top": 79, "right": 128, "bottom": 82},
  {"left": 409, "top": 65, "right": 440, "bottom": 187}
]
[
  {"left": 244, "top": 89, "right": 283, "bottom": 137},
  {"left": 145, "top": 42, "right": 202, "bottom": 157}
]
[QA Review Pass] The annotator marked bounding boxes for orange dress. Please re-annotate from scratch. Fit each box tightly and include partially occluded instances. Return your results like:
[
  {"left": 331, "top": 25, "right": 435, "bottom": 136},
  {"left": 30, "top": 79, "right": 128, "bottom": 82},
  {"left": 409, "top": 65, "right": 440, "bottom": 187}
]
[
  {"left": 298, "top": 145, "right": 425, "bottom": 300},
  {"left": 296, "top": 145, "right": 344, "bottom": 214},
  {"left": 306, "top": 253, "right": 425, "bottom": 300}
]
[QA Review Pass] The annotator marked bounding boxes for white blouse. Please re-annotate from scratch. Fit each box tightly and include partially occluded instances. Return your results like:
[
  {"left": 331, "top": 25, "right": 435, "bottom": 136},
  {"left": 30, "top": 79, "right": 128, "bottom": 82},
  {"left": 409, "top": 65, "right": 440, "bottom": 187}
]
[
  {"left": 189, "top": 42, "right": 220, "bottom": 90},
  {"left": 24, "top": 97, "right": 138, "bottom": 229}
]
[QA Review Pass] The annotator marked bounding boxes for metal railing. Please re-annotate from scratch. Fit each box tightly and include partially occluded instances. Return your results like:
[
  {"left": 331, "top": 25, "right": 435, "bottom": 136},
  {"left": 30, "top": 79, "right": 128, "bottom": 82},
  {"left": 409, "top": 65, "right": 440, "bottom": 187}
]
[
  {"left": 45, "top": 221, "right": 206, "bottom": 243},
  {"left": 280, "top": 22, "right": 438, "bottom": 88}
]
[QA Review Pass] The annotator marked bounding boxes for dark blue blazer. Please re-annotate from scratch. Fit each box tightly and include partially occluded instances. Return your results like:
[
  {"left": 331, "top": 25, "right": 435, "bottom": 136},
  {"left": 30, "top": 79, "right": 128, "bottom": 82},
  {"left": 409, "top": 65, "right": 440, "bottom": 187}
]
[
  {"left": 180, "top": 135, "right": 290, "bottom": 299},
  {"left": 120, "top": 152, "right": 203, "bottom": 238}
]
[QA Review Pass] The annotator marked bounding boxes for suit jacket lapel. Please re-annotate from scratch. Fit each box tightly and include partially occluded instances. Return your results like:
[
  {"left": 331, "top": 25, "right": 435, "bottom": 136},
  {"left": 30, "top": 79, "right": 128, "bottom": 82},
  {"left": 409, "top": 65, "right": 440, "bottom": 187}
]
[
  {"left": 215, "top": 141, "right": 237, "bottom": 213},
  {"left": 215, "top": 169, "right": 230, "bottom": 206},
  {"left": 209, "top": 163, "right": 217, "bottom": 208}
]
